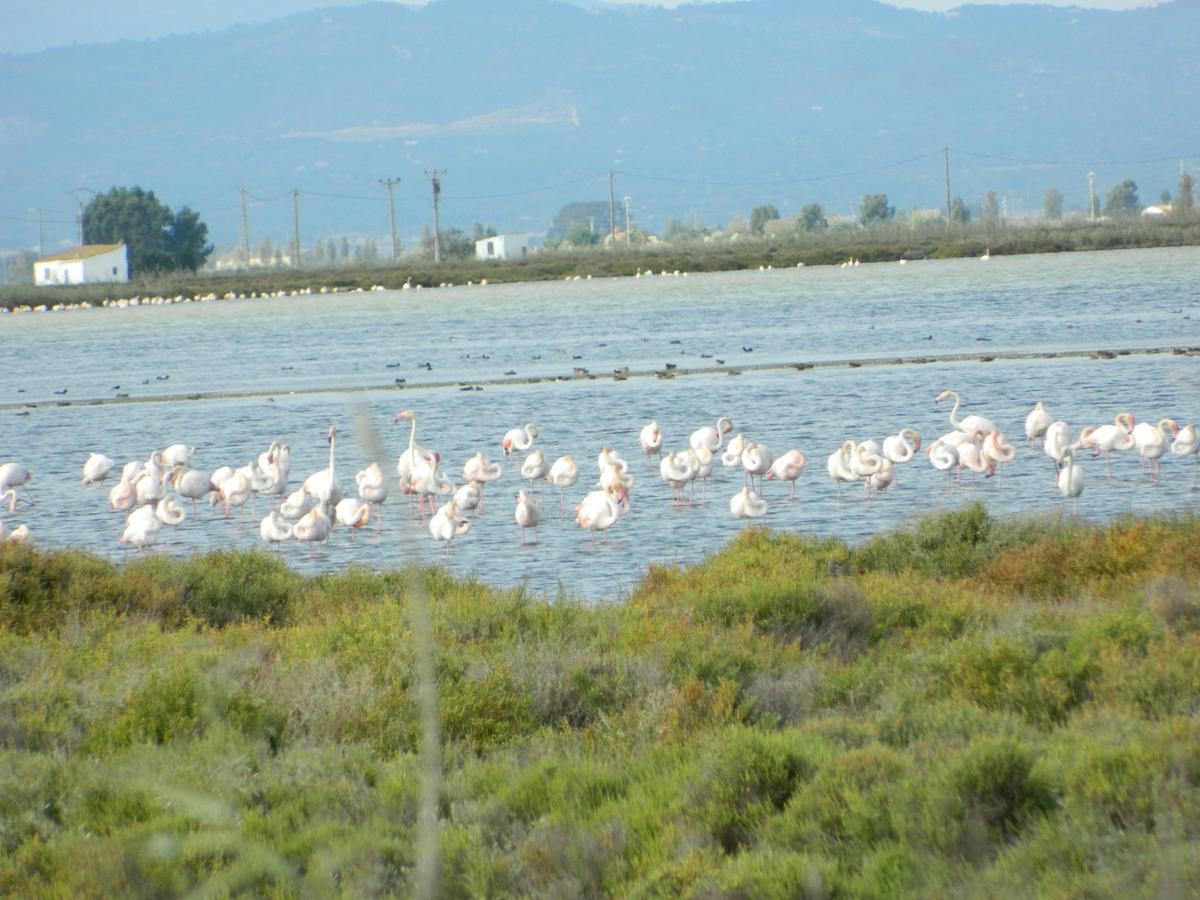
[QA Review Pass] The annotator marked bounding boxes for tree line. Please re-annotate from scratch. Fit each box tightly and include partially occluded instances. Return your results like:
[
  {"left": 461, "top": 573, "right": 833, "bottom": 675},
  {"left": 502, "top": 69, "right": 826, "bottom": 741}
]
[{"left": 60, "top": 170, "right": 1200, "bottom": 280}]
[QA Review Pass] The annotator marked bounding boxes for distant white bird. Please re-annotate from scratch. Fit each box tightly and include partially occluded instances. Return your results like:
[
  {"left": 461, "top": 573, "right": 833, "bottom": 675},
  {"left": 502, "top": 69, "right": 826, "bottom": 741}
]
[
  {"left": 514, "top": 490, "right": 541, "bottom": 544},
  {"left": 730, "top": 486, "right": 767, "bottom": 519},
  {"left": 334, "top": 497, "right": 371, "bottom": 538},
  {"left": 767, "top": 449, "right": 806, "bottom": 499},
  {"left": 260, "top": 510, "right": 293, "bottom": 547},
  {"left": 429, "top": 499, "right": 470, "bottom": 549},
  {"left": 82, "top": 452, "right": 114, "bottom": 485},
  {"left": 1057, "top": 447, "right": 1084, "bottom": 513}
]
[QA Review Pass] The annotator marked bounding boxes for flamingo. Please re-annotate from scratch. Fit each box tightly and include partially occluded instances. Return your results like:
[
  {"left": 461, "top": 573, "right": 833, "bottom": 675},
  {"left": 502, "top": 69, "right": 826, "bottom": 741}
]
[
  {"left": 1171, "top": 424, "right": 1199, "bottom": 487},
  {"left": 334, "top": 497, "right": 371, "bottom": 538},
  {"left": 408, "top": 454, "right": 454, "bottom": 517},
  {"left": 134, "top": 466, "right": 167, "bottom": 506},
  {"left": 1043, "top": 420, "right": 1075, "bottom": 481},
  {"left": 82, "top": 453, "right": 114, "bottom": 485},
  {"left": 429, "top": 499, "right": 470, "bottom": 550},
  {"left": 1024, "top": 402, "right": 1053, "bottom": 443},
  {"left": 521, "top": 449, "right": 549, "bottom": 491},
  {"left": 1057, "top": 447, "right": 1084, "bottom": 514},
  {"left": 1132, "top": 418, "right": 1178, "bottom": 478},
  {"left": 691, "top": 416, "right": 733, "bottom": 454},
  {"left": 741, "top": 442, "right": 774, "bottom": 493},
  {"left": 462, "top": 451, "right": 502, "bottom": 511},
  {"left": 173, "top": 466, "right": 214, "bottom": 513},
  {"left": 686, "top": 445, "right": 715, "bottom": 501},
  {"left": 280, "top": 488, "right": 315, "bottom": 521},
  {"left": 660, "top": 450, "right": 698, "bottom": 505},
  {"left": 575, "top": 486, "right": 625, "bottom": 542},
  {"left": 640, "top": 421, "right": 663, "bottom": 462},
  {"left": 216, "top": 469, "right": 252, "bottom": 519},
  {"left": 5, "top": 523, "right": 30, "bottom": 543},
  {"left": 0, "top": 463, "right": 34, "bottom": 506},
  {"left": 293, "top": 506, "right": 332, "bottom": 554},
  {"left": 395, "top": 410, "right": 432, "bottom": 487},
  {"left": 303, "top": 426, "right": 343, "bottom": 512},
  {"left": 515, "top": 490, "right": 541, "bottom": 544},
  {"left": 546, "top": 454, "right": 580, "bottom": 511},
  {"left": 928, "top": 440, "right": 960, "bottom": 489},
  {"left": 935, "top": 390, "right": 996, "bottom": 437},
  {"left": 502, "top": 422, "right": 539, "bottom": 456},
  {"left": 155, "top": 495, "right": 186, "bottom": 526},
  {"left": 260, "top": 510, "right": 293, "bottom": 547},
  {"left": 1, "top": 489, "right": 15, "bottom": 513},
  {"left": 767, "top": 449, "right": 806, "bottom": 499},
  {"left": 463, "top": 451, "right": 502, "bottom": 484},
  {"left": 720, "top": 433, "right": 748, "bottom": 468},
  {"left": 453, "top": 480, "right": 482, "bottom": 514},
  {"left": 599, "top": 459, "right": 634, "bottom": 499},
  {"left": 108, "top": 477, "right": 137, "bottom": 511},
  {"left": 729, "top": 486, "right": 767, "bottom": 519},
  {"left": 826, "top": 441, "right": 856, "bottom": 490},
  {"left": 868, "top": 458, "right": 897, "bottom": 494},
  {"left": 981, "top": 430, "right": 1017, "bottom": 477},
  {"left": 161, "top": 443, "right": 196, "bottom": 469},
  {"left": 882, "top": 429, "right": 921, "bottom": 466},
  {"left": 355, "top": 461, "right": 389, "bottom": 526},
  {"left": 118, "top": 504, "right": 160, "bottom": 551},
  {"left": 1078, "top": 413, "right": 1135, "bottom": 479}
]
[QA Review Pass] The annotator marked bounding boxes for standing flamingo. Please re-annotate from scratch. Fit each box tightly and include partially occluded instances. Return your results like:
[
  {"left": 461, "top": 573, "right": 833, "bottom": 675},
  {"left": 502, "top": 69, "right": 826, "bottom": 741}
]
[
  {"left": 767, "top": 449, "right": 806, "bottom": 499},
  {"left": 303, "top": 426, "right": 343, "bottom": 512},
  {"left": 935, "top": 390, "right": 996, "bottom": 437},
  {"left": 691, "top": 417, "right": 733, "bottom": 454},
  {"left": 502, "top": 422, "right": 539, "bottom": 456},
  {"left": 82, "top": 453, "right": 114, "bottom": 485},
  {"left": 514, "top": 490, "right": 541, "bottom": 544},
  {"left": 1171, "top": 423, "right": 1199, "bottom": 487},
  {"left": 1057, "top": 447, "right": 1084, "bottom": 514},
  {"left": 729, "top": 486, "right": 768, "bottom": 519},
  {"left": 640, "top": 421, "right": 663, "bottom": 462},
  {"left": 429, "top": 499, "right": 470, "bottom": 550},
  {"left": 1024, "top": 402, "right": 1053, "bottom": 443},
  {"left": 546, "top": 455, "right": 580, "bottom": 512}
]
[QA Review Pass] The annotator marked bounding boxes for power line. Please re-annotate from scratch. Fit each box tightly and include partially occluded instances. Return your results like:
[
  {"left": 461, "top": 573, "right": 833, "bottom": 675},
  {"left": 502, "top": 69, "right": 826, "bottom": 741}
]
[
  {"left": 618, "top": 150, "right": 945, "bottom": 188},
  {"left": 951, "top": 147, "right": 1199, "bottom": 169}
]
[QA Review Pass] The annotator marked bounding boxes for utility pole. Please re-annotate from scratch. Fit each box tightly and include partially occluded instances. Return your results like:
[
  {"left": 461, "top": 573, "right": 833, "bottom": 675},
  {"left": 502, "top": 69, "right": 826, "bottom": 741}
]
[
  {"left": 239, "top": 186, "right": 250, "bottom": 266},
  {"left": 1088, "top": 171, "right": 1096, "bottom": 221},
  {"left": 379, "top": 177, "right": 402, "bottom": 261},
  {"left": 608, "top": 169, "right": 617, "bottom": 245},
  {"left": 425, "top": 170, "right": 445, "bottom": 264},
  {"left": 292, "top": 188, "right": 301, "bottom": 269},
  {"left": 623, "top": 196, "right": 632, "bottom": 248},
  {"left": 943, "top": 146, "right": 952, "bottom": 222}
]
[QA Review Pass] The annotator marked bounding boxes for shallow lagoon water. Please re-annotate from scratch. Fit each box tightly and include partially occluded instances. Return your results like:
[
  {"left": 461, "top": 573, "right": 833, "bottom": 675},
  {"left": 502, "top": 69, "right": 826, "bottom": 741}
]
[{"left": 4, "top": 247, "right": 1200, "bottom": 600}]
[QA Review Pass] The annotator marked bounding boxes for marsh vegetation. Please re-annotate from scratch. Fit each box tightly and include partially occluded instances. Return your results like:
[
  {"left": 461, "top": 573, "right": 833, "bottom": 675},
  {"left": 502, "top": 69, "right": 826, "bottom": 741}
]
[{"left": 2, "top": 504, "right": 1199, "bottom": 896}]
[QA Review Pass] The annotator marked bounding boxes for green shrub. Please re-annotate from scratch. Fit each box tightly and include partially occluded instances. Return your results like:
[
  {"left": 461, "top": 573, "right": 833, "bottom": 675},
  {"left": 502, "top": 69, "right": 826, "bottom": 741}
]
[
  {"left": 691, "top": 728, "right": 821, "bottom": 852},
  {"left": 947, "top": 738, "right": 1057, "bottom": 846}
]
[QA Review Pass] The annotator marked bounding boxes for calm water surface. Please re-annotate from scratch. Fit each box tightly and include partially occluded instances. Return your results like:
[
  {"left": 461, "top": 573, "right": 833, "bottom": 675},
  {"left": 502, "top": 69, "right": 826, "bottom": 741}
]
[{"left": 4, "top": 247, "right": 1200, "bottom": 600}]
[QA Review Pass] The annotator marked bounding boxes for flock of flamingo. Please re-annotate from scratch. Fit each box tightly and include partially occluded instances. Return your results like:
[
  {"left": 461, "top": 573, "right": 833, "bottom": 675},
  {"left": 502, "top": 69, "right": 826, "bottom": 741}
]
[{"left": 0, "top": 389, "right": 1197, "bottom": 555}]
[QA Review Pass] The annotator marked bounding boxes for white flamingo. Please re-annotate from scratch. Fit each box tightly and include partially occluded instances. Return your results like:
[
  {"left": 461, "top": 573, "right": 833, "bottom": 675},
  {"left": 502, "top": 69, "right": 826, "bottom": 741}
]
[
  {"left": 82, "top": 453, "right": 114, "bottom": 485},
  {"left": 729, "top": 486, "right": 767, "bottom": 519},
  {"left": 767, "top": 449, "right": 806, "bottom": 499},
  {"left": 502, "top": 422, "right": 539, "bottom": 456},
  {"left": 515, "top": 490, "right": 541, "bottom": 544}
]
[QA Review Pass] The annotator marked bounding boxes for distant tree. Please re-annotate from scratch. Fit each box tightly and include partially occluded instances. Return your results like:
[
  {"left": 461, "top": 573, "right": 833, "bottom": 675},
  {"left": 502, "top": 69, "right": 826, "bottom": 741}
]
[
  {"left": 799, "top": 203, "right": 828, "bottom": 231},
  {"left": 471, "top": 222, "right": 498, "bottom": 241},
  {"left": 548, "top": 201, "right": 612, "bottom": 242},
  {"left": 362, "top": 238, "right": 379, "bottom": 261},
  {"left": 565, "top": 223, "right": 601, "bottom": 247},
  {"left": 859, "top": 193, "right": 895, "bottom": 224},
  {"left": 1159, "top": 189, "right": 1172, "bottom": 205},
  {"left": 1177, "top": 172, "right": 1195, "bottom": 218},
  {"left": 980, "top": 191, "right": 1000, "bottom": 224},
  {"left": 1104, "top": 179, "right": 1140, "bottom": 217},
  {"left": 749, "top": 203, "right": 781, "bottom": 235},
  {"left": 83, "top": 186, "right": 212, "bottom": 275},
  {"left": 1043, "top": 187, "right": 1063, "bottom": 220},
  {"left": 340, "top": 236, "right": 351, "bottom": 260},
  {"left": 258, "top": 236, "right": 274, "bottom": 266},
  {"left": 312, "top": 239, "right": 326, "bottom": 264},
  {"left": 949, "top": 196, "right": 970, "bottom": 224},
  {"left": 325, "top": 238, "right": 338, "bottom": 262},
  {"left": 440, "top": 230, "right": 473, "bottom": 260}
]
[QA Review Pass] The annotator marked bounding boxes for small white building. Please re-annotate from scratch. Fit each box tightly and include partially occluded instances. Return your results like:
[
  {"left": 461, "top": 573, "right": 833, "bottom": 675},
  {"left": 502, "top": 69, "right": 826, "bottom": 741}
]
[
  {"left": 34, "top": 243, "right": 129, "bottom": 286},
  {"left": 475, "top": 233, "right": 531, "bottom": 261}
]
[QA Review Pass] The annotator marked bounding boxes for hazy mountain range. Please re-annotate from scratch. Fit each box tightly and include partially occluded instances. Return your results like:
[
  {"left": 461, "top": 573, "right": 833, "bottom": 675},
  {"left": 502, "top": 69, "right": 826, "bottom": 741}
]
[{"left": 1, "top": 0, "right": 1197, "bottom": 254}]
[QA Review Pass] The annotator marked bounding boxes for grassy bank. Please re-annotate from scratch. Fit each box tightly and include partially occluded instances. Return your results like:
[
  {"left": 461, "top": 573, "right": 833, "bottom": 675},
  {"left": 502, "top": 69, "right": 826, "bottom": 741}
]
[
  {"left": 3, "top": 504, "right": 1200, "bottom": 896},
  {"left": 5, "top": 217, "right": 1200, "bottom": 310}
]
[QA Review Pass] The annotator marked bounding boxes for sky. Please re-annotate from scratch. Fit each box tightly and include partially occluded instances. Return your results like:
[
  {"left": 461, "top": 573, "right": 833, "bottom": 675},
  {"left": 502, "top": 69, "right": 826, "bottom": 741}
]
[{"left": 0, "top": 0, "right": 1166, "bottom": 55}]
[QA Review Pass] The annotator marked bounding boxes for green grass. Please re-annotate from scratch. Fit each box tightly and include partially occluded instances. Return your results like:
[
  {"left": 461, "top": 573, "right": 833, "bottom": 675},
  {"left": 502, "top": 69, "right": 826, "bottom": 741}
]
[{"left": 2, "top": 507, "right": 1200, "bottom": 896}]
